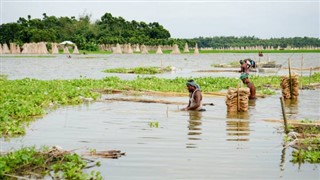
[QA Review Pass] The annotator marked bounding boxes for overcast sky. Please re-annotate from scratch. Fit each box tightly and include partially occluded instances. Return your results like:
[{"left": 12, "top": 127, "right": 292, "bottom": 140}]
[{"left": 1, "top": 0, "right": 319, "bottom": 39}]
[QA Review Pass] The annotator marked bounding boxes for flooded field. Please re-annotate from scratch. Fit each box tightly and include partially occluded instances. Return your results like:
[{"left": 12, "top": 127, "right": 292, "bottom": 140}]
[{"left": 1, "top": 53, "right": 319, "bottom": 179}]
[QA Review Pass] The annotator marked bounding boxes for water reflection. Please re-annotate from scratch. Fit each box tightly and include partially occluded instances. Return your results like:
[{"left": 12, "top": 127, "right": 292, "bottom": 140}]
[
  {"left": 280, "top": 146, "right": 287, "bottom": 172},
  {"left": 248, "top": 99, "right": 256, "bottom": 107},
  {"left": 284, "top": 99, "right": 299, "bottom": 120},
  {"left": 186, "top": 111, "right": 203, "bottom": 148},
  {"left": 226, "top": 112, "right": 250, "bottom": 141}
]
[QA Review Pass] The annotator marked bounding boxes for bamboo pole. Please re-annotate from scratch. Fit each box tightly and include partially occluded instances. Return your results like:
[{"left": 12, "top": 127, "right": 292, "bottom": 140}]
[
  {"left": 288, "top": 58, "right": 293, "bottom": 99},
  {"left": 300, "top": 54, "right": 304, "bottom": 89},
  {"left": 280, "top": 97, "right": 289, "bottom": 134},
  {"left": 309, "top": 67, "right": 312, "bottom": 85}
]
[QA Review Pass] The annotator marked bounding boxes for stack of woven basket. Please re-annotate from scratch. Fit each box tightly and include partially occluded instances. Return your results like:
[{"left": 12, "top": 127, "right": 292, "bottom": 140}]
[
  {"left": 281, "top": 74, "right": 299, "bottom": 99},
  {"left": 225, "top": 88, "right": 250, "bottom": 112}
]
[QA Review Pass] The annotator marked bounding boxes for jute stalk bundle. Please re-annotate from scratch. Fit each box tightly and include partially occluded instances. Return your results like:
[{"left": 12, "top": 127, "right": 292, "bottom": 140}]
[
  {"left": 225, "top": 88, "right": 249, "bottom": 112},
  {"left": 281, "top": 74, "right": 299, "bottom": 99}
]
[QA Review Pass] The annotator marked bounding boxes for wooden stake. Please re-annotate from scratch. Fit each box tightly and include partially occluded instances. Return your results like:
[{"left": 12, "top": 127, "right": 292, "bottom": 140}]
[
  {"left": 288, "top": 58, "right": 293, "bottom": 99},
  {"left": 166, "top": 106, "right": 169, "bottom": 118},
  {"left": 309, "top": 67, "right": 312, "bottom": 85},
  {"left": 300, "top": 54, "right": 304, "bottom": 89},
  {"left": 280, "top": 97, "right": 289, "bottom": 134}
]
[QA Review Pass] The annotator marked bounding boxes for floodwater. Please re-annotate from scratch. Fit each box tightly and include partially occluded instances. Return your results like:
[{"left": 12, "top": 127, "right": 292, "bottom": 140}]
[
  {"left": 1, "top": 53, "right": 319, "bottom": 80},
  {"left": 1, "top": 53, "right": 320, "bottom": 179}
]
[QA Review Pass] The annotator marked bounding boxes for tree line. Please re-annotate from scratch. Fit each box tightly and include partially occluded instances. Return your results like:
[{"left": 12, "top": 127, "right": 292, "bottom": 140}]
[{"left": 0, "top": 12, "right": 319, "bottom": 51}]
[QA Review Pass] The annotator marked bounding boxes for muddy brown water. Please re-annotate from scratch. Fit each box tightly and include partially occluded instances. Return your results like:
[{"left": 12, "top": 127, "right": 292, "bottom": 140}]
[{"left": 1, "top": 53, "right": 319, "bottom": 179}]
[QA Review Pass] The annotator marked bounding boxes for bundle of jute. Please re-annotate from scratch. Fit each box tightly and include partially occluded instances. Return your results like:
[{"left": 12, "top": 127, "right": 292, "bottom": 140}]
[
  {"left": 281, "top": 74, "right": 299, "bottom": 99},
  {"left": 225, "top": 87, "right": 250, "bottom": 112}
]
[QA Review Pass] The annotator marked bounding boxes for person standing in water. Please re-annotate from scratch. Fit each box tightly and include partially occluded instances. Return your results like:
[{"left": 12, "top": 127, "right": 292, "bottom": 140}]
[
  {"left": 182, "top": 80, "right": 204, "bottom": 111},
  {"left": 240, "top": 73, "right": 256, "bottom": 100}
]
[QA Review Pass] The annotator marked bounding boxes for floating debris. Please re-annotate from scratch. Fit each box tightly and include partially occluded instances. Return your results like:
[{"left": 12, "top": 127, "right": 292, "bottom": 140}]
[{"left": 83, "top": 150, "right": 125, "bottom": 159}]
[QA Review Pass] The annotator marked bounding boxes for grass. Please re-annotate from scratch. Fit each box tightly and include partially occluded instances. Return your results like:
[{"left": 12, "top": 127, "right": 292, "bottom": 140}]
[
  {"left": 199, "top": 49, "right": 320, "bottom": 53},
  {"left": 89, "top": 49, "right": 320, "bottom": 54}
]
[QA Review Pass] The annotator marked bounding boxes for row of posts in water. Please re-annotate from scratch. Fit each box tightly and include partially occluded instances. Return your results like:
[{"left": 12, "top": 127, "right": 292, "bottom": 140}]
[{"left": 1, "top": 42, "right": 319, "bottom": 54}]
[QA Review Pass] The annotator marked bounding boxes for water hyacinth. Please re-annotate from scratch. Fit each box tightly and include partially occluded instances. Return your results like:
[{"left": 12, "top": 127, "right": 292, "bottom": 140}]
[{"left": 0, "top": 73, "right": 319, "bottom": 137}]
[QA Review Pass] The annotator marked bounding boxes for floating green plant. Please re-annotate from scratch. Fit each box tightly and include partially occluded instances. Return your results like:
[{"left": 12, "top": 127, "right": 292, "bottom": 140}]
[
  {"left": 292, "top": 139, "right": 320, "bottom": 164},
  {"left": 287, "top": 119, "right": 320, "bottom": 164},
  {"left": 1, "top": 73, "right": 319, "bottom": 137},
  {"left": 211, "top": 61, "right": 239, "bottom": 67},
  {"left": 103, "top": 66, "right": 172, "bottom": 74},
  {"left": 149, "top": 121, "right": 159, "bottom": 128}
]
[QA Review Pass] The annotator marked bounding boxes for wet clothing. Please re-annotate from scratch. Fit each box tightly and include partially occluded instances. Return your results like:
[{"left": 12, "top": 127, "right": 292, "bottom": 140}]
[
  {"left": 246, "top": 59, "right": 256, "bottom": 68},
  {"left": 188, "top": 89, "right": 203, "bottom": 111},
  {"left": 240, "top": 73, "right": 249, "bottom": 80}
]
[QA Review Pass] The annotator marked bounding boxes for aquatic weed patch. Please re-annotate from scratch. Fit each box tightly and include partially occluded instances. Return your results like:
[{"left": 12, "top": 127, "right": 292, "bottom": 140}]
[
  {"left": 103, "top": 66, "right": 172, "bottom": 74},
  {"left": 287, "top": 120, "right": 320, "bottom": 164},
  {"left": 0, "top": 78, "right": 101, "bottom": 137},
  {"left": 0, "top": 146, "right": 101, "bottom": 179},
  {"left": 291, "top": 137, "right": 320, "bottom": 164},
  {"left": 1, "top": 73, "right": 319, "bottom": 137}
]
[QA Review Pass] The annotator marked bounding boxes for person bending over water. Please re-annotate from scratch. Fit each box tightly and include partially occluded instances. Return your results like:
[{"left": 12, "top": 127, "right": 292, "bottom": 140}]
[
  {"left": 240, "top": 74, "right": 256, "bottom": 100},
  {"left": 182, "top": 80, "right": 205, "bottom": 111}
]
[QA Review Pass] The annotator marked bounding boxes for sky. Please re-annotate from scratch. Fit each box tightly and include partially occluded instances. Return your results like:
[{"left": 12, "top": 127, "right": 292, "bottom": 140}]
[{"left": 1, "top": 0, "right": 319, "bottom": 39}]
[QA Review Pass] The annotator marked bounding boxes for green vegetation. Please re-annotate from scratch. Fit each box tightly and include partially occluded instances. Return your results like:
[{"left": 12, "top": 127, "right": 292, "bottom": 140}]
[
  {"left": 292, "top": 147, "right": 320, "bottom": 164},
  {"left": 103, "top": 66, "right": 172, "bottom": 74},
  {"left": 195, "top": 36, "right": 320, "bottom": 50},
  {"left": 1, "top": 12, "right": 319, "bottom": 51},
  {"left": 149, "top": 121, "right": 159, "bottom": 128},
  {"left": 291, "top": 136, "right": 320, "bottom": 164},
  {"left": 287, "top": 119, "right": 320, "bottom": 164},
  {"left": 200, "top": 49, "right": 320, "bottom": 53},
  {"left": 0, "top": 146, "right": 101, "bottom": 179},
  {"left": 0, "top": 12, "right": 171, "bottom": 51},
  {"left": 1, "top": 73, "right": 319, "bottom": 138},
  {"left": 212, "top": 61, "right": 239, "bottom": 67},
  {"left": 0, "top": 77, "right": 101, "bottom": 137}
]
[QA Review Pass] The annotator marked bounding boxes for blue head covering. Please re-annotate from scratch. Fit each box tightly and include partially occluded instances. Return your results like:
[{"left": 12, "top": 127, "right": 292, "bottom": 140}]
[{"left": 186, "top": 80, "right": 200, "bottom": 90}]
